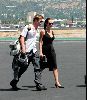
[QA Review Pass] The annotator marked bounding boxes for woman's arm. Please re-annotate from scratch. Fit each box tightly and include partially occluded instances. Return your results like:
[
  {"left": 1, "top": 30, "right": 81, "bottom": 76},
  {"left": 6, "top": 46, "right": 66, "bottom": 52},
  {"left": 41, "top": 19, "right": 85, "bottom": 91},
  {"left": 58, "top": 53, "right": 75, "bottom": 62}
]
[{"left": 39, "top": 30, "right": 44, "bottom": 57}]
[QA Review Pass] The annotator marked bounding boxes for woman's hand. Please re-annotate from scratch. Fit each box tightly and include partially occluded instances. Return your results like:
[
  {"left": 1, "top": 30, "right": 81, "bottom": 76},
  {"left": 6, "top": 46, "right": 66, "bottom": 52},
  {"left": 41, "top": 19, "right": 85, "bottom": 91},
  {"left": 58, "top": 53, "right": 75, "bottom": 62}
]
[{"left": 40, "top": 53, "right": 44, "bottom": 58}]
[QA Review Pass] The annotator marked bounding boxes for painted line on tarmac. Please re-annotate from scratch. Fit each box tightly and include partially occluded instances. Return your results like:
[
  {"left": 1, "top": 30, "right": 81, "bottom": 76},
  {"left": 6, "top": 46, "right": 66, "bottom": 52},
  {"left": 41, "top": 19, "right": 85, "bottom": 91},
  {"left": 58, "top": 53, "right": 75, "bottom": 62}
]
[
  {"left": 0, "top": 37, "right": 86, "bottom": 42},
  {"left": 54, "top": 38, "right": 86, "bottom": 41}
]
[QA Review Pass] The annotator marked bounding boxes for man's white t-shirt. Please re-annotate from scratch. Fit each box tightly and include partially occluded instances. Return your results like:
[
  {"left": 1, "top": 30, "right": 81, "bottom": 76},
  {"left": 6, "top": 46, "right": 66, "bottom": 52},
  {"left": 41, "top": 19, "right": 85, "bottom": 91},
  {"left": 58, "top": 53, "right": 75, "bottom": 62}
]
[{"left": 21, "top": 24, "right": 38, "bottom": 53}]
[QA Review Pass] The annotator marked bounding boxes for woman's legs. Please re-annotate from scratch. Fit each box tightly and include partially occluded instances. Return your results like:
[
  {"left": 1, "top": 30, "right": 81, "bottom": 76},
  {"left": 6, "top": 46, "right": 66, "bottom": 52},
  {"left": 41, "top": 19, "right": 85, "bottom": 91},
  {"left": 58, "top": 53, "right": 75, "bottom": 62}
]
[{"left": 53, "top": 67, "right": 61, "bottom": 86}]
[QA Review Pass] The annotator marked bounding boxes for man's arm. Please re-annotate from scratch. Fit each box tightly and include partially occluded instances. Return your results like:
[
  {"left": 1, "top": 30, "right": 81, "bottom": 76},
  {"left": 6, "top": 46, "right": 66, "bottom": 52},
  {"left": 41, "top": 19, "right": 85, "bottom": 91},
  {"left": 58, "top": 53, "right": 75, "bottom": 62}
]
[
  {"left": 19, "top": 35, "right": 26, "bottom": 53},
  {"left": 19, "top": 25, "right": 29, "bottom": 53},
  {"left": 39, "top": 30, "right": 44, "bottom": 57}
]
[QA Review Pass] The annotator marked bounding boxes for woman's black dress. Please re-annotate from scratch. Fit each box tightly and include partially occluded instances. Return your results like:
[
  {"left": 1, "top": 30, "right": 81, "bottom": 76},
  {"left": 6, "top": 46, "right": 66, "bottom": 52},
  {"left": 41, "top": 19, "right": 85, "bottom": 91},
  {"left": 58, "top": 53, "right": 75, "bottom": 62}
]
[{"left": 42, "top": 31, "right": 57, "bottom": 71}]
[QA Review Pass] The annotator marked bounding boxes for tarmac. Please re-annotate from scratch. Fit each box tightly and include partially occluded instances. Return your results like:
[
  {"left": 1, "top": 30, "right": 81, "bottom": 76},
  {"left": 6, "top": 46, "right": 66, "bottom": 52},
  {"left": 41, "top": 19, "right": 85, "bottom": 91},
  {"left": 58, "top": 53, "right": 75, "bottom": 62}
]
[{"left": 0, "top": 40, "right": 86, "bottom": 100}]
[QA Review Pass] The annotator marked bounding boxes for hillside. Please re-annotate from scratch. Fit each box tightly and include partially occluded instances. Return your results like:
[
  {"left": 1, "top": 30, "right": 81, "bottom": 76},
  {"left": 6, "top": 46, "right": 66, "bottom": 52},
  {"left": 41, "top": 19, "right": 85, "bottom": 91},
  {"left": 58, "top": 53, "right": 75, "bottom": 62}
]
[{"left": 0, "top": 0, "right": 86, "bottom": 21}]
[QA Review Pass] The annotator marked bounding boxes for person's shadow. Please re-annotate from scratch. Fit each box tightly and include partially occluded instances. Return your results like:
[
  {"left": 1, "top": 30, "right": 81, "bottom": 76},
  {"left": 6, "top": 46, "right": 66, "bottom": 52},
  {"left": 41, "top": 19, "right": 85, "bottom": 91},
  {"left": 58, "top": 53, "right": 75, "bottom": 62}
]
[
  {"left": 22, "top": 85, "right": 41, "bottom": 91},
  {"left": 76, "top": 84, "right": 86, "bottom": 87},
  {"left": 22, "top": 85, "right": 36, "bottom": 88},
  {"left": 0, "top": 88, "right": 28, "bottom": 91},
  {"left": 0, "top": 85, "right": 38, "bottom": 91}
]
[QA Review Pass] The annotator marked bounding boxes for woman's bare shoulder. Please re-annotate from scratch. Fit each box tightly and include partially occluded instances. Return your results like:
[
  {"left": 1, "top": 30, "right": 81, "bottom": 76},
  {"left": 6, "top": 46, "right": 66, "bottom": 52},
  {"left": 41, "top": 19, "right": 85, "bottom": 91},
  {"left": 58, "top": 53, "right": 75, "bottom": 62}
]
[
  {"left": 40, "top": 29, "right": 45, "bottom": 32},
  {"left": 40, "top": 29, "right": 45, "bottom": 35}
]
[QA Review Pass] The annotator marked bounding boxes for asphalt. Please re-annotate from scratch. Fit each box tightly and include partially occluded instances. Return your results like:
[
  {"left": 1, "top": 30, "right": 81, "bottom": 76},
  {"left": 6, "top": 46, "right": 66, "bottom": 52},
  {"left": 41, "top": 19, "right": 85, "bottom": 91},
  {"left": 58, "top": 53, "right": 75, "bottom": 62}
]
[{"left": 0, "top": 41, "right": 86, "bottom": 100}]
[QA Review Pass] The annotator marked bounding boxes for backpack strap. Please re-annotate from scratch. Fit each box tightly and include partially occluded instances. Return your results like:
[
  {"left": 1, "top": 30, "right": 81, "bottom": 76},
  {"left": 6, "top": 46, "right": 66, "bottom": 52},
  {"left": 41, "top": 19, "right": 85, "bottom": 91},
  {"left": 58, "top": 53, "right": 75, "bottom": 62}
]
[
  {"left": 19, "top": 24, "right": 32, "bottom": 41},
  {"left": 25, "top": 24, "right": 32, "bottom": 41}
]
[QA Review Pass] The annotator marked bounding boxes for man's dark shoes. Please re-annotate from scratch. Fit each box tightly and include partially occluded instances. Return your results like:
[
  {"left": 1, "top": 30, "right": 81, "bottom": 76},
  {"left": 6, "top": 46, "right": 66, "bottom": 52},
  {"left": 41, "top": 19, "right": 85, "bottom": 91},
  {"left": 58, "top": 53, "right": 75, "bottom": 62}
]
[
  {"left": 36, "top": 84, "right": 47, "bottom": 91},
  {"left": 34, "top": 80, "right": 47, "bottom": 91},
  {"left": 10, "top": 80, "right": 19, "bottom": 91}
]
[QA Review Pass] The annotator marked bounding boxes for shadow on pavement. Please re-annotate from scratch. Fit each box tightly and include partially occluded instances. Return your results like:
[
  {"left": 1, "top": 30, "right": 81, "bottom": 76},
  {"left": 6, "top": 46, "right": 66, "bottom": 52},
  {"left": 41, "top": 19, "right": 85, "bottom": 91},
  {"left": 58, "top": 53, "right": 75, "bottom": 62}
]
[
  {"left": 0, "top": 88, "right": 28, "bottom": 91},
  {"left": 22, "top": 85, "right": 37, "bottom": 91},
  {"left": 22, "top": 85, "right": 44, "bottom": 91},
  {"left": 76, "top": 85, "right": 86, "bottom": 87},
  {"left": 22, "top": 85, "right": 36, "bottom": 88}
]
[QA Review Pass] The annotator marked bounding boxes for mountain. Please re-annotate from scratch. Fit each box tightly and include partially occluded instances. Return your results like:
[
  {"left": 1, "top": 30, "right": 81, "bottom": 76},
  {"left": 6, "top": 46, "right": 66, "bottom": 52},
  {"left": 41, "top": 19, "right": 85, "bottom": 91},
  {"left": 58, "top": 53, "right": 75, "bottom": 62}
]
[{"left": 0, "top": 0, "right": 86, "bottom": 22}]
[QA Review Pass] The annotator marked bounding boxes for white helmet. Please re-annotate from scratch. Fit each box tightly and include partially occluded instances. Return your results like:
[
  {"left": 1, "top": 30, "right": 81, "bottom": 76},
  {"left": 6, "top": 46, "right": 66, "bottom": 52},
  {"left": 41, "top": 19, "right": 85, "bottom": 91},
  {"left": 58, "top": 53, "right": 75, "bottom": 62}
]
[{"left": 18, "top": 53, "right": 28, "bottom": 66}]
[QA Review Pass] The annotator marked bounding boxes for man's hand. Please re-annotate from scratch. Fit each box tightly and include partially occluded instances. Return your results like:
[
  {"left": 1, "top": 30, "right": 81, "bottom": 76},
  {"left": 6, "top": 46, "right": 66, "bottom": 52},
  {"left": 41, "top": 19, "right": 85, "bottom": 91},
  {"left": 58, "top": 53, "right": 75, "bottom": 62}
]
[{"left": 20, "top": 52, "right": 26, "bottom": 59}]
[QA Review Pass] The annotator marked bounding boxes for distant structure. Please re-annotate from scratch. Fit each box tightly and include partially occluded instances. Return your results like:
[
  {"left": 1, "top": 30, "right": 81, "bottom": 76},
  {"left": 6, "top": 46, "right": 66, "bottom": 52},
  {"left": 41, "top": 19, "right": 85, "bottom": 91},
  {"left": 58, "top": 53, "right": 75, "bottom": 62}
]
[
  {"left": 27, "top": 11, "right": 44, "bottom": 23},
  {"left": 27, "top": 12, "right": 37, "bottom": 23},
  {"left": 0, "top": 20, "right": 1, "bottom": 24}
]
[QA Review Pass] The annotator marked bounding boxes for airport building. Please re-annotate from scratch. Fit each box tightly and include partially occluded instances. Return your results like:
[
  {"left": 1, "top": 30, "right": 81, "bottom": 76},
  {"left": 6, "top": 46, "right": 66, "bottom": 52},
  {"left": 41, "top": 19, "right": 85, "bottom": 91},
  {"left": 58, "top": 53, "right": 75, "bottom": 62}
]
[
  {"left": 27, "top": 11, "right": 44, "bottom": 23},
  {"left": 27, "top": 12, "right": 37, "bottom": 23}
]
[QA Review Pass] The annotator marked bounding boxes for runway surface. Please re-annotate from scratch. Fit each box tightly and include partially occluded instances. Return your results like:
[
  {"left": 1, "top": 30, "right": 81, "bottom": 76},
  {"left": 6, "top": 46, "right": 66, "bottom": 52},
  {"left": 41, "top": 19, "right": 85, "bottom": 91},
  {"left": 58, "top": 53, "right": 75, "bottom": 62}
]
[{"left": 0, "top": 41, "right": 86, "bottom": 100}]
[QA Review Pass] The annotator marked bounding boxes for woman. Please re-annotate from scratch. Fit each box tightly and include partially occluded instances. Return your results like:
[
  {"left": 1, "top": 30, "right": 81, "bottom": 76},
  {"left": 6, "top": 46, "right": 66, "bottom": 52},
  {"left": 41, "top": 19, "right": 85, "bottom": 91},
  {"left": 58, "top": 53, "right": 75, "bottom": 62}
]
[{"left": 39, "top": 18, "right": 64, "bottom": 88}]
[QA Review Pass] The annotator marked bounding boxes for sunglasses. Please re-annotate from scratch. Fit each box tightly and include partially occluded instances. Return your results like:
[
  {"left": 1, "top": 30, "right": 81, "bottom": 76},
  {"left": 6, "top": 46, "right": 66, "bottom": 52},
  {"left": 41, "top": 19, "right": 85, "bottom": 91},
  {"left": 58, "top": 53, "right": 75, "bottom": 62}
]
[
  {"left": 49, "top": 23, "right": 53, "bottom": 25},
  {"left": 39, "top": 21, "right": 44, "bottom": 23}
]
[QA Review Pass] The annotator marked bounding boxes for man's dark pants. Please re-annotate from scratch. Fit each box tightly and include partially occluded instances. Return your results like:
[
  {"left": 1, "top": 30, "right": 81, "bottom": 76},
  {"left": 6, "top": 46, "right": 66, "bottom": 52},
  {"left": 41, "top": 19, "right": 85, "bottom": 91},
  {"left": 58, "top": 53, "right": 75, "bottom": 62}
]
[{"left": 11, "top": 51, "right": 42, "bottom": 86}]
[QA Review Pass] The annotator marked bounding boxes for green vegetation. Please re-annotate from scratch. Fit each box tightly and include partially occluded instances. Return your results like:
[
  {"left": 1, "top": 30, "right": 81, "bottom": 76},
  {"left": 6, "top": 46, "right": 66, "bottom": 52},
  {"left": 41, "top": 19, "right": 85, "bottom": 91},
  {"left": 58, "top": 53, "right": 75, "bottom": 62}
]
[{"left": 0, "top": 0, "right": 86, "bottom": 24}]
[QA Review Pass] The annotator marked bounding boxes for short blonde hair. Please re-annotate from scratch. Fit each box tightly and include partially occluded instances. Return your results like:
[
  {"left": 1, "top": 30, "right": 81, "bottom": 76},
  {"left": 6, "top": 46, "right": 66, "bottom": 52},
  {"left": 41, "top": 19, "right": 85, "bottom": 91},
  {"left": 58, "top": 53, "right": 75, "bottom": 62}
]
[{"left": 33, "top": 14, "right": 44, "bottom": 22}]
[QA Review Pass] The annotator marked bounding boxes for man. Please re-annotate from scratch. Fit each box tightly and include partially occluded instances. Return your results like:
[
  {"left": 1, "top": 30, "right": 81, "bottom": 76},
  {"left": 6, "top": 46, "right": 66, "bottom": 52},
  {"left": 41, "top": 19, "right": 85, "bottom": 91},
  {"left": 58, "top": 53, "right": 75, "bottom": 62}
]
[{"left": 10, "top": 14, "right": 47, "bottom": 91}]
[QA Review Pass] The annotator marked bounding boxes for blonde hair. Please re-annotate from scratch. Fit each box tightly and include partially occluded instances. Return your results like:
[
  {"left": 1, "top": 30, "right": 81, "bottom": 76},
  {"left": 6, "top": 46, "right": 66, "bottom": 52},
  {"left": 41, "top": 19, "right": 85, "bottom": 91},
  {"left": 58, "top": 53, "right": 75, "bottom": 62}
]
[{"left": 33, "top": 14, "right": 44, "bottom": 22}]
